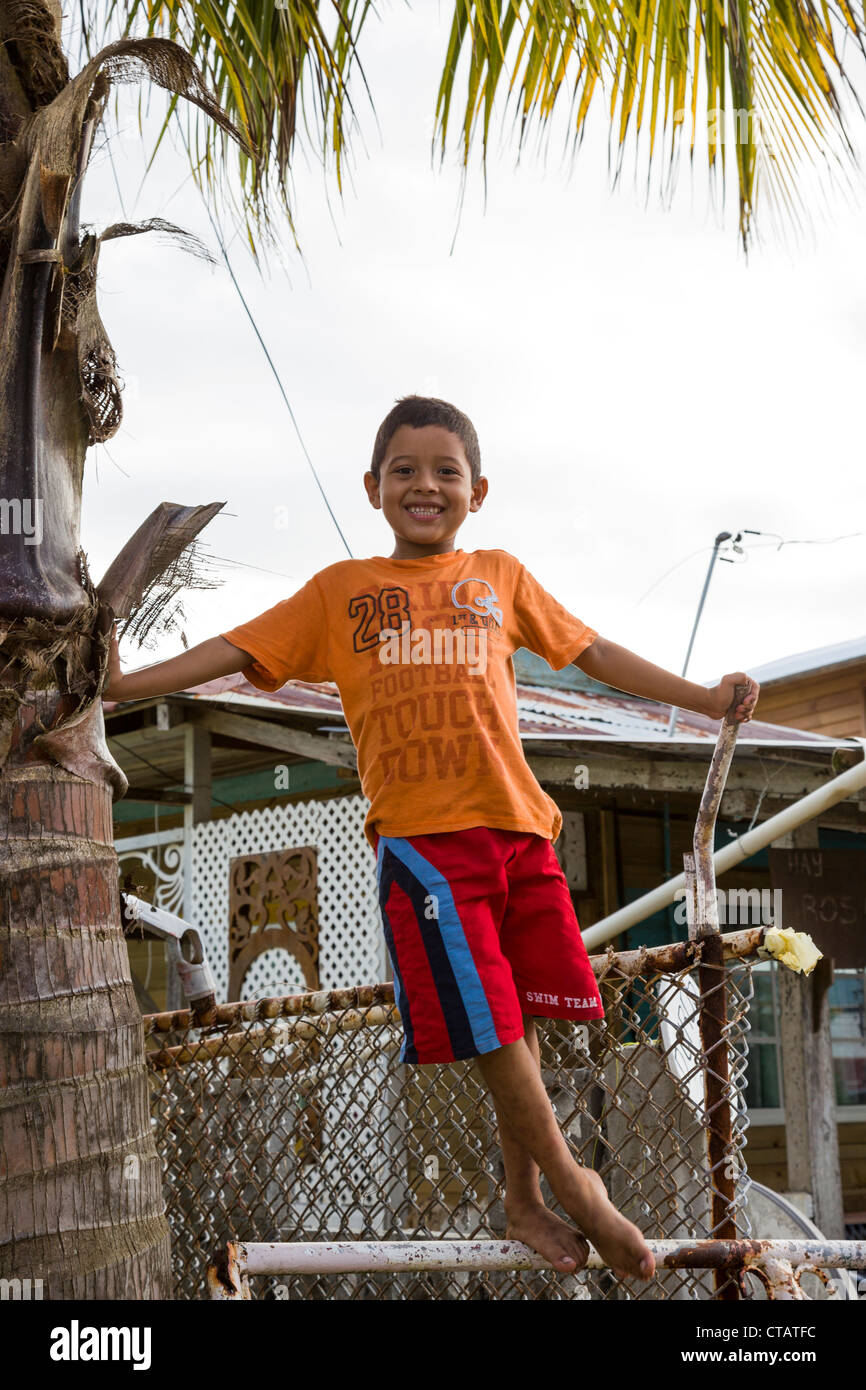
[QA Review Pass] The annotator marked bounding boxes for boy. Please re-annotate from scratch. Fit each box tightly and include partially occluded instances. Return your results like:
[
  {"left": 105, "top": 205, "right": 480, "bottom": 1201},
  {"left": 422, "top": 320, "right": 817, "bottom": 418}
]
[{"left": 106, "top": 395, "right": 759, "bottom": 1283}]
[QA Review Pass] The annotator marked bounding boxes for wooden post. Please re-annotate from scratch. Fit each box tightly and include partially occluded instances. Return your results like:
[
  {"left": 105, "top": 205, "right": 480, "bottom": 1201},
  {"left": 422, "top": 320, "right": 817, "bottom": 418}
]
[
  {"left": 598, "top": 809, "right": 619, "bottom": 919},
  {"left": 687, "top": 686, "right": 750, "bottom": 1300},
  {"left": 185, "top": 723, "right": 213, "bottom": 828},
  {"left": 773, "top": 822, "right": 845, "bottom": 1238}
]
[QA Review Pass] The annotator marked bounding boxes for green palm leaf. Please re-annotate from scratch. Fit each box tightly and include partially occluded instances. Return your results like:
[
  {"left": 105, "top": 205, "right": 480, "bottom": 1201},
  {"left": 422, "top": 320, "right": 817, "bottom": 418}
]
[
  {"left": 79, "top": 1, "right": 866, "bottom": 249},
  {"left": 434, "top": 0, "right": 866, "bottom": 246},
  {"left": 79, "top": 0, "right": 375, "bottom": 252}
]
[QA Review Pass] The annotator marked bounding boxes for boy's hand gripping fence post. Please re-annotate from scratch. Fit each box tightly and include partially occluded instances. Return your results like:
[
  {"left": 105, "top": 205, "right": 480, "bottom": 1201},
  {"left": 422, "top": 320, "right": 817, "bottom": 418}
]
[{"left": 686, "top": 682, "right": 750, "bottom": 1300}]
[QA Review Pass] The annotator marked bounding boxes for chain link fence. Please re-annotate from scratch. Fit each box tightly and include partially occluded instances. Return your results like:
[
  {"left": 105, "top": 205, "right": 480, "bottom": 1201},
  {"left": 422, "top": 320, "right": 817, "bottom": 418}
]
[{"left": 145, "top": 928, "right": 764, "bottom": 1301}]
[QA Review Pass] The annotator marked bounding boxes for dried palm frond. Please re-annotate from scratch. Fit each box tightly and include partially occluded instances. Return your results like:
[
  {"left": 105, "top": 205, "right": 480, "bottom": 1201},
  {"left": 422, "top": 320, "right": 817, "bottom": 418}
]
[
  {"left": 0, "top": 0, "right": 69, "bottom": 112},
  {"left": 61, "top": 216, "right": 216, "bottom": 442},
  {"left": 12, "top": 37, "right": 249, "bottom": 443},
  {"left": 97, "top": 500, "right": 226, "bottom": 650},
  {"left": 18, "top": 34, "right": 250, "bottom": 180},
  {"left": 119, "top": 536, "right": 222, "bottom": 652}
]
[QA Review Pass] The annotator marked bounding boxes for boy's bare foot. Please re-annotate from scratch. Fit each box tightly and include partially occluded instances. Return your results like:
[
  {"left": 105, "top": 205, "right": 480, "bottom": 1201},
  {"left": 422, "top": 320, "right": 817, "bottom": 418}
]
[
  {"left": 505, "top": 1201, "right": 590, "bottom": 1275},
  {"left": 568, "top": 1168, "right": 655, "bottom": 1282}
]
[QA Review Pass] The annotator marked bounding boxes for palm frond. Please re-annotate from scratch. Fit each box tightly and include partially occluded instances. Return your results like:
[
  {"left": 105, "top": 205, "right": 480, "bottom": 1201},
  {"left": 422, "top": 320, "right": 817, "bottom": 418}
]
[
  {"left": 76, "top": 1, "right": 866, "bottom": 249},
  {"left": 435, "top": 0, "right": 866, "bottom": 247},
  {"left": 77, "top": 0, "right": 375, "bottom": 255}
]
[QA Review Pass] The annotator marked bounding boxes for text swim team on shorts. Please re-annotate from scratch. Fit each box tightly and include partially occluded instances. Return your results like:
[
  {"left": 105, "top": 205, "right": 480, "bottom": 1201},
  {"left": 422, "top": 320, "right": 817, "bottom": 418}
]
[{"left": 107, "top": 394, "right": 758, "bottom": 1282}]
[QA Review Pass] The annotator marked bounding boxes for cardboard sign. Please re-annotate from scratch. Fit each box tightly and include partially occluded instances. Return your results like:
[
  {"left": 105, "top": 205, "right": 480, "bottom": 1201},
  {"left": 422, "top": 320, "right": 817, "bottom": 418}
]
[{"left": 768, "top": 849, "right": 866, "bottom": 969}]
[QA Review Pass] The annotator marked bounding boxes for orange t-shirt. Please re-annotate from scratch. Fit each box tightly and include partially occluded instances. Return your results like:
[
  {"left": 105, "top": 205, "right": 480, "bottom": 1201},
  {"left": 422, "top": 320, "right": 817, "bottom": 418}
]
[{"left": 220, "top": 548, "right": 597, "bottom": 850}]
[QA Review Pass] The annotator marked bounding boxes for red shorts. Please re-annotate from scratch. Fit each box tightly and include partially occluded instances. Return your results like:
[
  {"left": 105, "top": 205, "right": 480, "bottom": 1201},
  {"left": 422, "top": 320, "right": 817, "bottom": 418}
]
[{"left": 372, "top": 826, "right": 604, "bottom": 1064}]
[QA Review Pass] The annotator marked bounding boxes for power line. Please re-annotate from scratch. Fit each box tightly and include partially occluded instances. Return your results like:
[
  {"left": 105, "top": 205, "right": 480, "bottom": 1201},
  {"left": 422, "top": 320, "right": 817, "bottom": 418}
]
[
  {"left": 196, "top": 193, "right": 355, "bottom": 560},
  {"left": 104, "top": 114, "right": 353, "bottom": 561},
  {"left": 637, "top": 527, "right": 865, "bottom": 607},
  {"left": 634, "top": 546, "right": 714, "bottom": 607},
  {"left": 205, "top": 554, "right": 300, "bottom": 582},
  {"left": 109, "top": 731, "right": 244, "bottom": 817},
  {"left": 748, "top": 530, "right": 866, "bottom": 552}
]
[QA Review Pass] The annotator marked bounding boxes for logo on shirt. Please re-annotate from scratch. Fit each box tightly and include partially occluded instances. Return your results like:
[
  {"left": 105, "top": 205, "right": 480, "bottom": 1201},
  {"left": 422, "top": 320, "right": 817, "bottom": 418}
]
[
  {"left": 451, "top": 577, "right": 503, "bottom": 627},
  {"left": 366, "top": 574, "right": 504, "bottom": 675}
]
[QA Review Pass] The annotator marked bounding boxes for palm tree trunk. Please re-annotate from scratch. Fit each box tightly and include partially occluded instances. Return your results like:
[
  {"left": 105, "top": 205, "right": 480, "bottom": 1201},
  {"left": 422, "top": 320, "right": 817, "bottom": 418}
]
[
  {"left": 0, "top": 0, "right": 247, "bottom": 1292},
  {"left": 0, "top": 5, "right": 237, "bottom": 1299},
  {"left": 1, "top": 690, "right": 172, "bottom": 1297}
]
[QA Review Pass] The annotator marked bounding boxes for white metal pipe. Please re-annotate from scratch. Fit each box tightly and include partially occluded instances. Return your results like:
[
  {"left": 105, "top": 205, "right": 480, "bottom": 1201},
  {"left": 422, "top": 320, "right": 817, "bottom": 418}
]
[
  {"left": 237, "top": 1238, "right": 866, "bottom": 1277},
  {"left": 581, "top": 743, "right": 866, "bottom": 951},
  {"left": 245, "top": 1239, "right": 552, "bottom": 1275}
]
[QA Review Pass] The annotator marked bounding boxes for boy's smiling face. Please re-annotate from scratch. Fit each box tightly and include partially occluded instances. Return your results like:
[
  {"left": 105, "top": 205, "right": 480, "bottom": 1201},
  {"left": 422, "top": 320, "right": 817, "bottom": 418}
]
[{"left": 364, "top": 424, "right": 488, "bottom": 559}]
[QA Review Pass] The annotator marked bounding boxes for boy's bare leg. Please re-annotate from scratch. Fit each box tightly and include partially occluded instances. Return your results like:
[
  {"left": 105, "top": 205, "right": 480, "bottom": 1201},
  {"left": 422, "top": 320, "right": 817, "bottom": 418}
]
[
  {"left": 486, "top": 1017, "right": 590, "bottom": 1274},
  {"left": 476, "top": 1026, "right": 655, "bottom": 1281}
]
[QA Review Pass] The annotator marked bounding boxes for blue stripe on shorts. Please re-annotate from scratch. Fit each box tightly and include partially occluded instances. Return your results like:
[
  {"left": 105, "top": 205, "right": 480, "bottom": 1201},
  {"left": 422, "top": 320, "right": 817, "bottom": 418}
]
[{"left": 376, "top": 835, "right": 501, "bottom": 1060}]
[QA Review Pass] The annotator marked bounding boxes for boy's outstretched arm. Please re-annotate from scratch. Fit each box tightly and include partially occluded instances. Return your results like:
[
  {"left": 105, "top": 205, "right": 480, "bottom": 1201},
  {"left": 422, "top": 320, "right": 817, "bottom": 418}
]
[
  {"left": 104, "top": 629, "right": 253, "bottom": 703},
  {"left": 574, "top": 637, "right": 759, "bottom": 722}
]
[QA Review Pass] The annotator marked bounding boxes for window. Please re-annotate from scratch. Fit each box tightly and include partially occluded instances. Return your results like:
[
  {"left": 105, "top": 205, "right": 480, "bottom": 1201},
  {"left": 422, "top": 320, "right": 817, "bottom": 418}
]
[
  {"left": 829, "top": 970, "right": 866, "bottom": 1107},
  {"left": 744, "top": 962, "right": 782, "bottom": 1112},
  {"left": 744, "top": 962, "right": 866, "bottom": 1117}
]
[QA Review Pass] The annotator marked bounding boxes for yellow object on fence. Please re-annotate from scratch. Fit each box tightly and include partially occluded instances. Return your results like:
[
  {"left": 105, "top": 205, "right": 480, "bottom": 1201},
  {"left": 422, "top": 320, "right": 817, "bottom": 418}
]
[{"left": 758, "top": 927, "right": 822, "bottom": 976}]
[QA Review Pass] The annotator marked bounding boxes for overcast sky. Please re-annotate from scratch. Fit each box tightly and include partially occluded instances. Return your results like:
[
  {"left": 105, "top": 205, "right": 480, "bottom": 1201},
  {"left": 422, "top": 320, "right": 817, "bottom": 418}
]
[{"left": 69, "top": 5, "right": 866, "bottom": 688}]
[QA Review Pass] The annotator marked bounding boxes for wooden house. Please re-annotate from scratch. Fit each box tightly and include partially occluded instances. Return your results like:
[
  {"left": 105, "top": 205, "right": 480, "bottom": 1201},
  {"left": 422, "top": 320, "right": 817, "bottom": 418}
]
[{"left": 749, "top": 636, "right": 866, "bottom": 738}]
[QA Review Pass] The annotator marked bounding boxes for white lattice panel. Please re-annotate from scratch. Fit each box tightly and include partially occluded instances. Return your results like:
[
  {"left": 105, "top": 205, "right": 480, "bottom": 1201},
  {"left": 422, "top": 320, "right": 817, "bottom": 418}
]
[
  {"left": 191, "top": 794, "right": 385, "bottom": 1004},
  {"left": 240, "top": 949, "right": 309, "bottom": 1001}
]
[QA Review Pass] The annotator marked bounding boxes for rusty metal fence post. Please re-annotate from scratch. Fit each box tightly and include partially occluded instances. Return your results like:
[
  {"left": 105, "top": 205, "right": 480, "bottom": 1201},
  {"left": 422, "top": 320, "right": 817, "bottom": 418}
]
[{"left": 689, "top": 684, "right": 750, "bottom": 1299}]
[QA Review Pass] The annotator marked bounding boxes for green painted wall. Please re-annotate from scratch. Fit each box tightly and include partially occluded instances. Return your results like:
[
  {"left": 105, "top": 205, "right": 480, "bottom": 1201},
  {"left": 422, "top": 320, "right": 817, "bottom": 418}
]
[{"left": 113, "top": 760, "right": 349, "bottom": 823}]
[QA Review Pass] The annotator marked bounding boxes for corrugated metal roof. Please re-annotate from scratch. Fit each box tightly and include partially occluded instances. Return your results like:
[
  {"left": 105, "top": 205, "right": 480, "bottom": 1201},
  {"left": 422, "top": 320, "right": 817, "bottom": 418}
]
[
  {"left": 514, "top": 682, "right": 841, "bottom": 745},
  {"left": 131, "top": 670, "right": 848, "bottom": 749},
  {"left": 745, "top": 635, "right": 866, "bottom": 686}
]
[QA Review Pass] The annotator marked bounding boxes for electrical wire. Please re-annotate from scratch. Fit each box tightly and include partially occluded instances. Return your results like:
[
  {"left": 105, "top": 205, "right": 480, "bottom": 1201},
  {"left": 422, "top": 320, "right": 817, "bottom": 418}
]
[
  {"left": 196, "top": 193, "right": 355, "bottom": 560},
  {"left": 734, "top": 753, "right": 796, "bottom": 836},
  {"left": 637, "top": 527, "right": 866, "bottom": 607},
  {"left": 203, "top": 551, "right": 300, "bottom": 582},
  {"left": 102, "top": 107, "right": 353, "bottom": 562},
  {"left": 634, "top": 547, "right": 715, "bottom": 606},
  {"left": 748, "top": 531, "right": 866, "bottom": 552},
  {"left": 109, "top": 732, "right": 244, "bottom": 817}
]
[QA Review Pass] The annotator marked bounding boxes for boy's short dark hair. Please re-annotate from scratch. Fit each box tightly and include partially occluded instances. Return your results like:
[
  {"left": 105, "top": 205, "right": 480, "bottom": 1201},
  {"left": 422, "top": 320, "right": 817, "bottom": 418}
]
[{"left": 370, "top": 395, "right": 481, "bottom": 484}]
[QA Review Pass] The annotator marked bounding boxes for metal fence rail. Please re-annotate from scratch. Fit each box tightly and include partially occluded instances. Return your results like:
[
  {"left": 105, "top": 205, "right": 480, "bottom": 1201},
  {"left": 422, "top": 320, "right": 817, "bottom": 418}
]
[
  {"left": 146, "top": 930, "right": 763, "bottom": 1301},
  {"left": 209, "top": 1237, "right": 866, "bottom": 1301}
]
